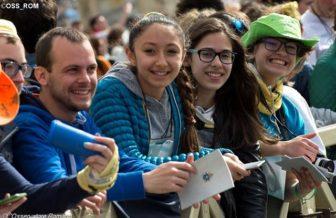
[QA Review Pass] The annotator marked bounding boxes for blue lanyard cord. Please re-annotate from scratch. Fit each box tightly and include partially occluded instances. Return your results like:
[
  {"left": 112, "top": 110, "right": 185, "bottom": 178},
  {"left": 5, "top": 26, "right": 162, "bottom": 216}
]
[{"left": 270, "top": 108, "right": 298, "bottom": 140}]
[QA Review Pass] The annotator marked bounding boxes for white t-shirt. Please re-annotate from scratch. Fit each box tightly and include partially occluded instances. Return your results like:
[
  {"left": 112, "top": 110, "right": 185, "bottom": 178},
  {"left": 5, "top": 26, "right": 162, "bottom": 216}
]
[
  {"left": 301, "top": 9, "right": 335, "bottom": 66},
  {"left": 283, "top": 86, "right": 326, "bottom": 156}
]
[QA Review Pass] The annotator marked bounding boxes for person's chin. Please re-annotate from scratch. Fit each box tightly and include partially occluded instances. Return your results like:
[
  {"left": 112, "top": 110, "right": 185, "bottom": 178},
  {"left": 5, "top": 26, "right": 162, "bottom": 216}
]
[
  {"left": 76, "top": 102, "right": 91, "bottom": 111},
  {"left": 267, "top": 67, "right": 289, "bottom": 77}
]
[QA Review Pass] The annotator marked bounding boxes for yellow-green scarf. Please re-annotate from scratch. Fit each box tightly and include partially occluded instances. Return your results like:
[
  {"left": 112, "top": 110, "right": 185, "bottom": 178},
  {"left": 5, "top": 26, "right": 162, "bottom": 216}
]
[{"left": 257, "top": 77, "right": 283, "bottom": 115}]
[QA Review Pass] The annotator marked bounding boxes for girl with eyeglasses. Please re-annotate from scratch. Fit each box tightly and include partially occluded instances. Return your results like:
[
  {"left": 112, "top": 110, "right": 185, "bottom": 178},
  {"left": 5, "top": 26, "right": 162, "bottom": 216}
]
[
  {"left": 91, "top": 11, "right": 235, "bottom": 165},
  {"left": 242, "top": 13, "right": 322, "bottom": 210},
  {"left": 183, "top": 16, "right": 268, "bottom": 217},
  {"left": 90, "top": 13, "right": 249, "bottom": 216}
]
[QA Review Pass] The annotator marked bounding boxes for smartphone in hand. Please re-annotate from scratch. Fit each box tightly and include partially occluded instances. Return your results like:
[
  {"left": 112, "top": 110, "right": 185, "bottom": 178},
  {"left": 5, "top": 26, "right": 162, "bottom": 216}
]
[{"left": 0, "top": 193, "right": 27, "bottom": 206}]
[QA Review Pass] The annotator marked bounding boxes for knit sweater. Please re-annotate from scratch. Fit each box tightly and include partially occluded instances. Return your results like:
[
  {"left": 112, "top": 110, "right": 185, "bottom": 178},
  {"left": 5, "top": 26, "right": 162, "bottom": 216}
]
[{"left": 90, "top": 64, "right": 230, "bottom": 165}]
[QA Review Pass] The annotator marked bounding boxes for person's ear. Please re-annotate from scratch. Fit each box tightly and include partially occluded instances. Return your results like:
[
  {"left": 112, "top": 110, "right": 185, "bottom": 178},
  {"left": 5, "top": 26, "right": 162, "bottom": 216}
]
[
  {"left": 34, "top": 66, "right": 49, "bottom": 86},
  {"left": 125, "top": 46, "right": 136, "bottom": 66}
]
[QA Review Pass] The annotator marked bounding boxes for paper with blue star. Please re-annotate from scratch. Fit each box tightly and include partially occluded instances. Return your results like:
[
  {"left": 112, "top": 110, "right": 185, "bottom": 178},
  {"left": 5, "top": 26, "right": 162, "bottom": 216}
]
[{"left": 178, "top": 150, "right": 234, "bottom": 209}]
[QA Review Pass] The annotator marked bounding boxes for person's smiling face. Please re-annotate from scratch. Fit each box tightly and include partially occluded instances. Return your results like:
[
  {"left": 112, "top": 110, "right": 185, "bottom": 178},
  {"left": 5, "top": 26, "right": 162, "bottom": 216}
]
[
  {"left": 127, "top": 23, "right": 185, "bottom": 99},
  {"left": 253, "top": 38, "right": 298, "bottom": 86},
  {"left": 188, "top": 32, "right": 233, "bottom": 94},
  {"left": 42, "top": 37, "right": 98, "bottom": 113}
]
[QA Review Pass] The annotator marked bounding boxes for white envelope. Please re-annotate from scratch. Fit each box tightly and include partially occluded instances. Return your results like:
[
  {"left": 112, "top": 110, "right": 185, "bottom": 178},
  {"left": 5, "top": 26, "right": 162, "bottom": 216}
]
[{"left": 178, "top": 150, "right": 234, "bottom": 210}]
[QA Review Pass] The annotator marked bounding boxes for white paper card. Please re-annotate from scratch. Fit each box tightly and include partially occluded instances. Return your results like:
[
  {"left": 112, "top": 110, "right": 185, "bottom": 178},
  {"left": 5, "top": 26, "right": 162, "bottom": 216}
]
[
  {"left": 276, "top": 156, "right": 330, "bottom": 183},
  {"left": 263, "top": 156, "right": 287, "bottom": 200},
  {"left": 178, "top": 150, "right": 234, "bottom": 210}
]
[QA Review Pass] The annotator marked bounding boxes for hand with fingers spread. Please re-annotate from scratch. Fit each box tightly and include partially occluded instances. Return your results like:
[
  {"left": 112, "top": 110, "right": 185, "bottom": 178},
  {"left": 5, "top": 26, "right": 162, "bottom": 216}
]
[
  {"left": 278, "top": 133, "right": 319, "bottom": 162},
  {"left": 77, "top": 191, "right": 107, "bottom": 215},
  {"left": 223, "top": 153, "right": 250, "bottom": 181},
  {"left": 76, "top": 136, "right": 119, "bottom": 194},
  {"left": 0, "top": 194, "right": 27, "bottom": 217},
  {"left": 143, "top": 155, "right": 196, "bottom": 194}
]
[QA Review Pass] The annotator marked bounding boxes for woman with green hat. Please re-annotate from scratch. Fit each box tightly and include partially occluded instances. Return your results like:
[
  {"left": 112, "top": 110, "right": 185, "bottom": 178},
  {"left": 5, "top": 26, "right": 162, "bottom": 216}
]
[{"left": 242, "top": 13, "right": 321, "bottom": 205}]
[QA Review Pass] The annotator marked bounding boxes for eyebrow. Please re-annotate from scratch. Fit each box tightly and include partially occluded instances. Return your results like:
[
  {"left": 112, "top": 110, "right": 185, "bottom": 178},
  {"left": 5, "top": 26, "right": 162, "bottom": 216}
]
[
  {"left": 64, "top": 63, "right": 97, "bottom": 70},
  {"left": 0, "top": 58, "right": 27, "bottom": 64},
  {"left": 143, "top": 42, "right": 181, "bottom": 47},
  {"left": 63, "top": 64, "right": 80, "bottom": 70},
  {"left": 1, "top": 58, "right": 16, "bottom": 63},
  {"left": 200, "top": 48, "right": 232, "bottom": 52},
  {"left": 264, "top": 38, "right": 298, "bottom": 44}
]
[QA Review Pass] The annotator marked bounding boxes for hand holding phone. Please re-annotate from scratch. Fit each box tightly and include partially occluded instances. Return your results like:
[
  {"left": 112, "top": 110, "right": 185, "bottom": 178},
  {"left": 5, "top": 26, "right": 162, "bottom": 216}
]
[
  {"left": 243, "top": 160, "right": 266, "bottom": 170},
  {"left": 0, "top": 193, "right": 27, "bottom": 206}
]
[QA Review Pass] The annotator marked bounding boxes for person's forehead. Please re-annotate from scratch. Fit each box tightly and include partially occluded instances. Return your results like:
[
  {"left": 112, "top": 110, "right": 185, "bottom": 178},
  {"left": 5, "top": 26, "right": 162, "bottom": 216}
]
[
  {"left": 49, "top": 37, "right": 95, "bottom": 65},
  {"left": 0, "top": 37, "right": 25, "bottom": 60},
  {"left": 135, "top": 24, "right": 183, "bottom": 46},
  {"left": 318, "top": 0, "right": 335, "bottom": 4},
  {"left": 97, "top": 16, "right": 106, "bottom": 22},
  {"left": 263, "top": 37, "right": 299, "bottom": 44}
]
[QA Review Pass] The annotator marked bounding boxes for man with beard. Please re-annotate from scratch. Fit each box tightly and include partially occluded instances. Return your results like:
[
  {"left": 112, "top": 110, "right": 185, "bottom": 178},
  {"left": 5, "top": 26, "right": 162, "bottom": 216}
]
[{"left": 0, "top": 19, "right": 119, "bottom": 216}]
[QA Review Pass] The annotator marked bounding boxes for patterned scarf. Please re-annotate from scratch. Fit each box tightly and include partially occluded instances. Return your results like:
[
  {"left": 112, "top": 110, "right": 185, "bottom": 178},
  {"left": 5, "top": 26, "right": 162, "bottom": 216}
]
[{"left": 257, "top": 77, "right": 283, "bottom": 115}]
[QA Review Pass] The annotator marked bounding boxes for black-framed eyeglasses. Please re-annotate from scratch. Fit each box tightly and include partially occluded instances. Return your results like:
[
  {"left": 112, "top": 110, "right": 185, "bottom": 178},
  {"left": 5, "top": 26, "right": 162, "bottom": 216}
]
[
  {"left": 0, "top": 60, "right": 33, "bottom": 79},
  {"left": 188, "top": 48, "right": 236, "bottom": 64},
  {"left": 261, "top": 38, "right": 299, "bottom": 56}
]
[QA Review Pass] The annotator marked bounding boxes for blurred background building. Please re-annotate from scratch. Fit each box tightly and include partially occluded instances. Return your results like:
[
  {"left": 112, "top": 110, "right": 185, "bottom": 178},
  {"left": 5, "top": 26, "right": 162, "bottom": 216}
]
[{"left": 57, "top": 0, "right": 180, "bottom": 29}]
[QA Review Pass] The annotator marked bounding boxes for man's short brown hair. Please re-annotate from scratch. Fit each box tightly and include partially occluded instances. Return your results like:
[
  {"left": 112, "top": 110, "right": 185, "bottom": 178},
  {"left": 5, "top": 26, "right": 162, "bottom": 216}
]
[{"left": 35, "top": 27, "right": 88, "bottom": 71}]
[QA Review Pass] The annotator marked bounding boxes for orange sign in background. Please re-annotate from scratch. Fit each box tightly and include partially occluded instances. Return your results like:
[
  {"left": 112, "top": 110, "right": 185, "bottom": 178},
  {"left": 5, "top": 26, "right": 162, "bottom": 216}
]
[{"left": 0, "top": 70, "right": 19, "bottom": 125}]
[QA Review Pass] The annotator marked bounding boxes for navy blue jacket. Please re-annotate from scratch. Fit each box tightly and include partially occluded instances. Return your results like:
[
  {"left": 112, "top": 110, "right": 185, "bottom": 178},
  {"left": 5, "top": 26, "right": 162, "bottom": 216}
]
[
  {"left": 13, "top": 92, "right": 155, "bottom": 201},
  {"left": 0, "top": 155, "right": 88, "bottom": 214}
]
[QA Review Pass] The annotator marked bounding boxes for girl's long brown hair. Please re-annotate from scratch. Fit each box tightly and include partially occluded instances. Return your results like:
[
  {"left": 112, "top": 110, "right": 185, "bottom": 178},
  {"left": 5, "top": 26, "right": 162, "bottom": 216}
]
[
  {"left": 129, "top": 13, "right": 200, "bottom": 152},
  {"left": 185, "top": 17, "right": 268, "bottom": 150}
]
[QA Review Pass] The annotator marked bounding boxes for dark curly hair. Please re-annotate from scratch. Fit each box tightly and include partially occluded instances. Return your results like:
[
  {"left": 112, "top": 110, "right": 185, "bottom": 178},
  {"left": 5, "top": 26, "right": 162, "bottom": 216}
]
[
  {"left": 0, "top": 0, "right": 57, "bottom": 53},
  {"left": 175, "top": 0, "right": 225, "bottom": 17}
]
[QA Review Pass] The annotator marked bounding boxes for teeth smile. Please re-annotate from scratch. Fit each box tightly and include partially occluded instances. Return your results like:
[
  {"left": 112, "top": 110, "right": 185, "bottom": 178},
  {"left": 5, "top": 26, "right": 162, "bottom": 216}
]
[
  {"left": 270, "top": 59, "right": 286, "bottom": 66},
  {"left": 206, "top": 72, "right": 222, "bottom": 78},
  {"left": 72, "top": 90, "right": 90, "bottom": 95},
  {"left": 152, "top": 71, "right": 168, "bottom": 76}
]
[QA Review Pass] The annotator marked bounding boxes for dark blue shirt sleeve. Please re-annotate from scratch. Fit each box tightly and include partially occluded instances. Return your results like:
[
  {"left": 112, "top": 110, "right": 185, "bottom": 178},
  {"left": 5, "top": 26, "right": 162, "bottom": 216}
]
[{"left": 0, "top": 156, "right": 89, "bottom": 214}]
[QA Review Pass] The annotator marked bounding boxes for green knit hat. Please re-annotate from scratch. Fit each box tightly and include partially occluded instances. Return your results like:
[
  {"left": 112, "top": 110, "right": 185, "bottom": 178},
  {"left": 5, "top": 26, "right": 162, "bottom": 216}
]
[{"left": 242, "top": 13, "right": 319, "bottom": 48}]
